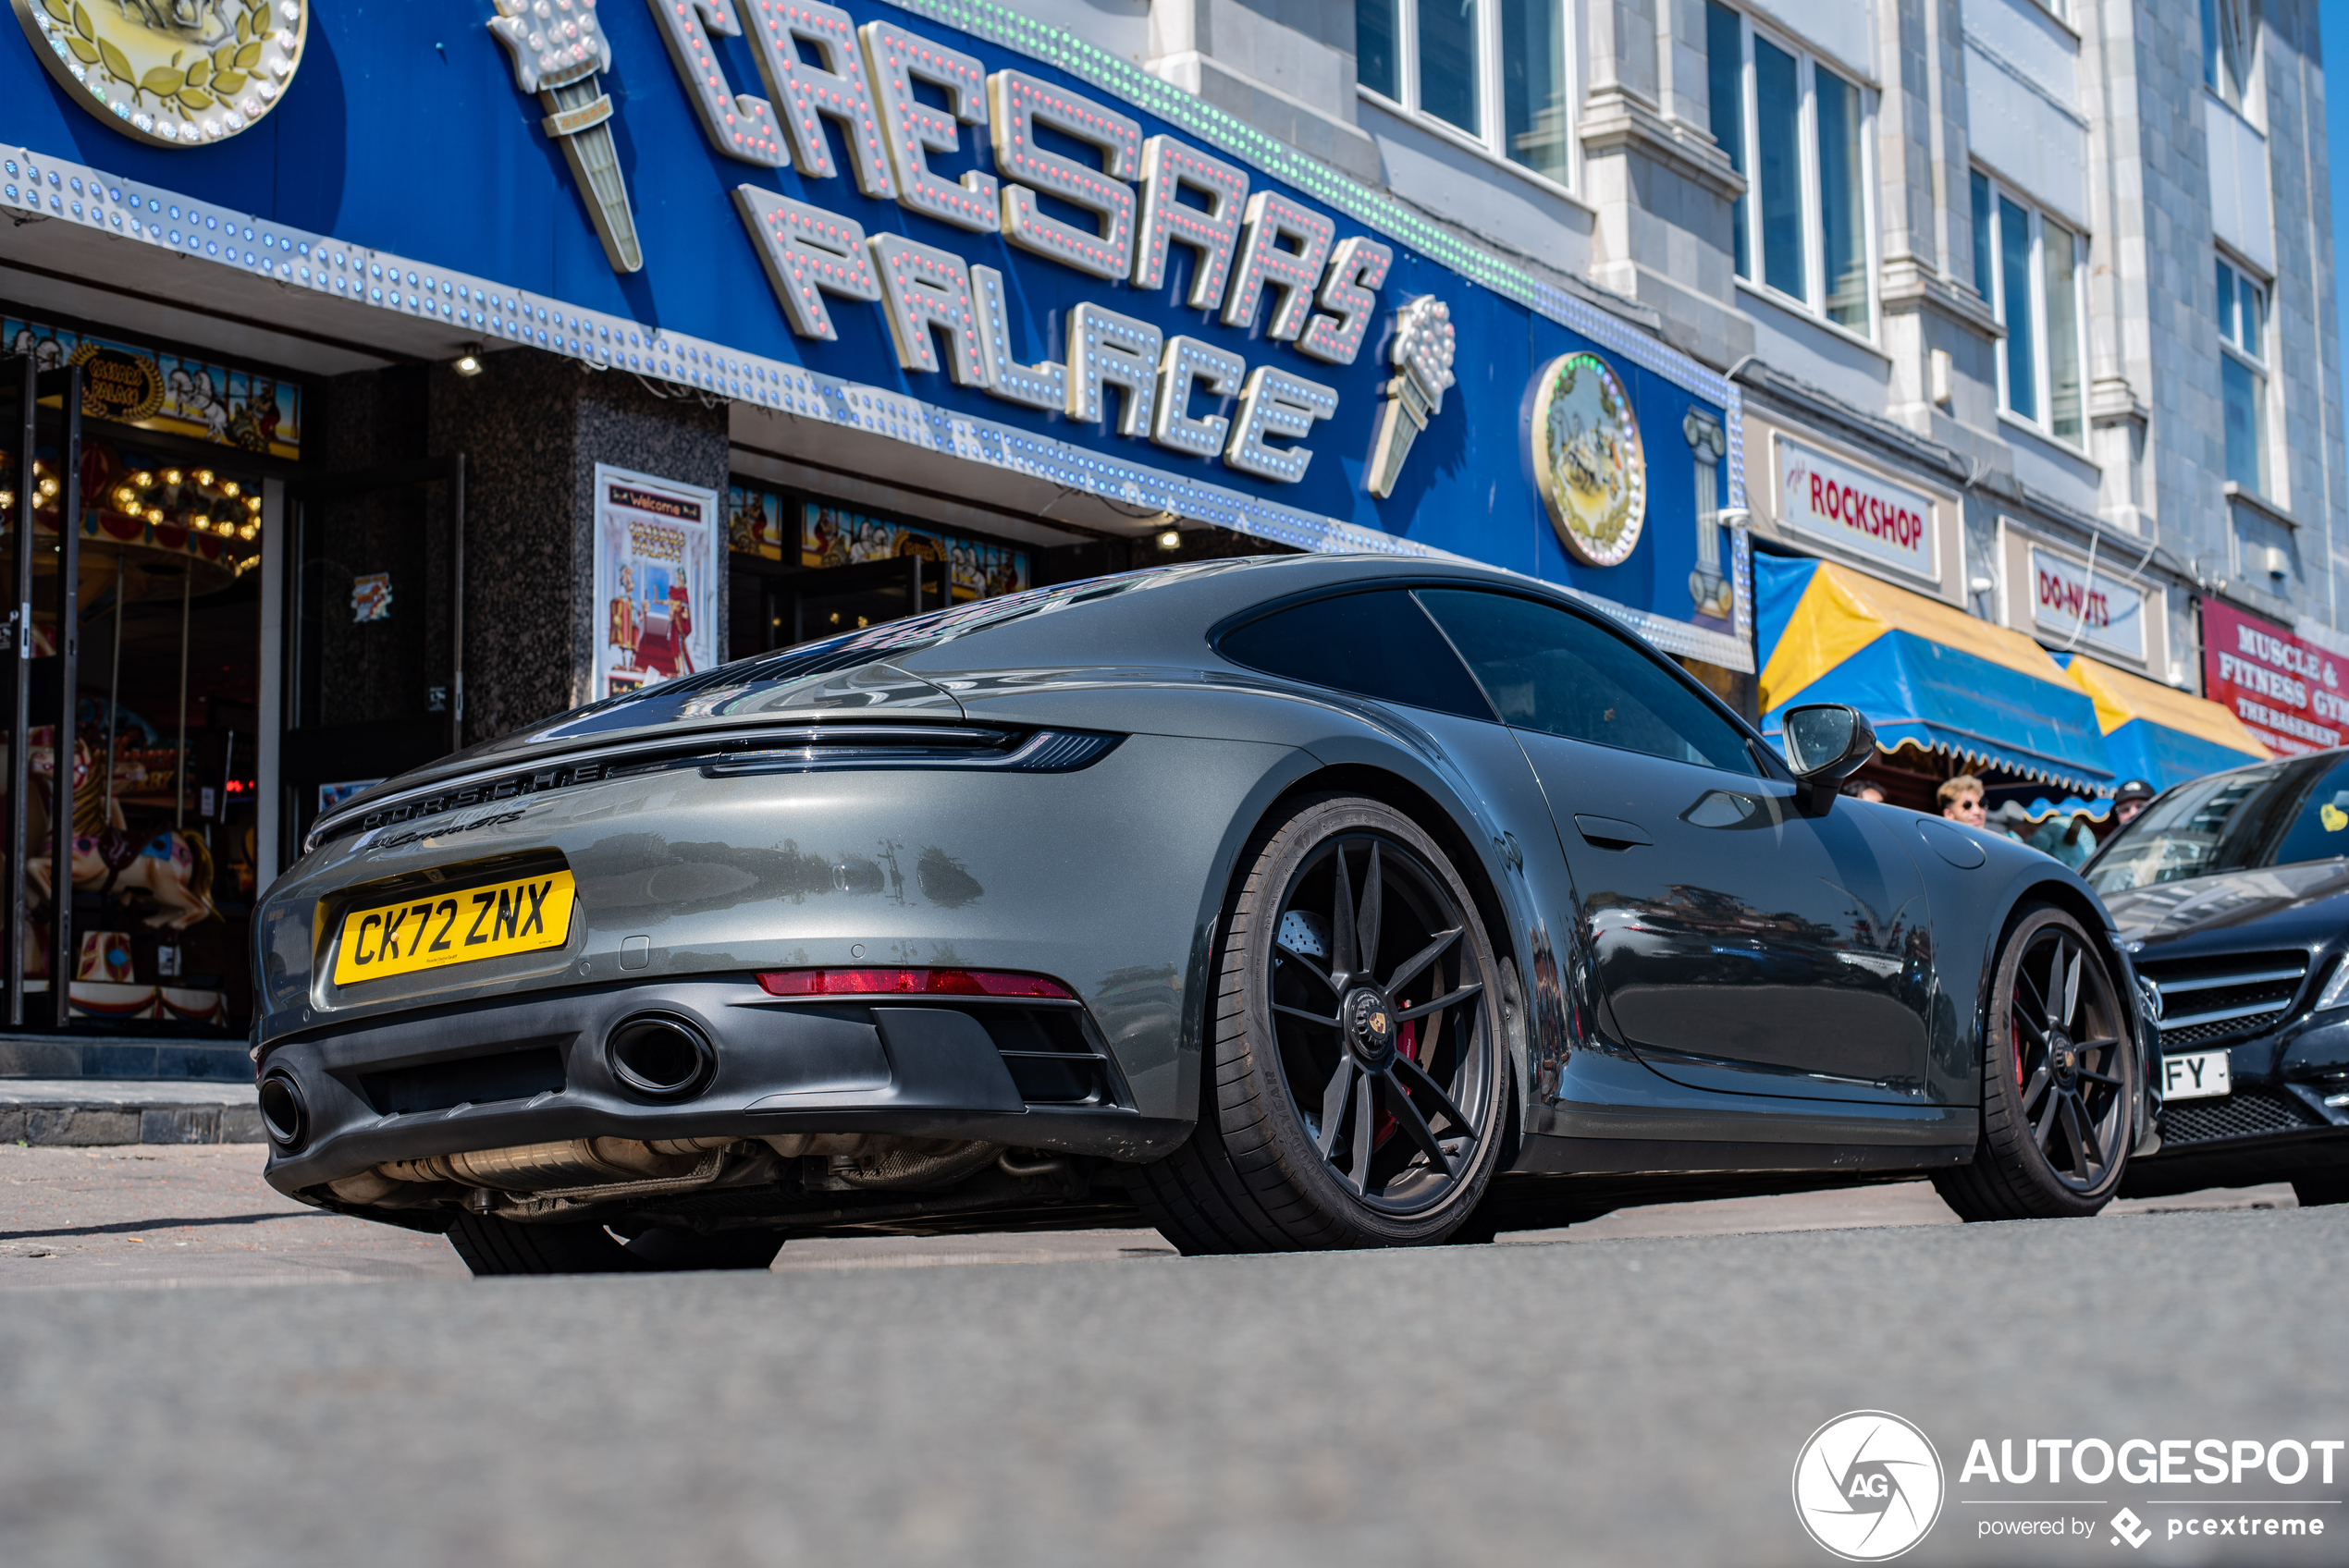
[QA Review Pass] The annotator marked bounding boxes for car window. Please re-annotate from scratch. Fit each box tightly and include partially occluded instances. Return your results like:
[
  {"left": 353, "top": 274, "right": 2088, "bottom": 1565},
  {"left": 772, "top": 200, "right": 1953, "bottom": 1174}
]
[
  {"left": 1216, "top": 589, "right": 1496, "bottom": 720},
  {"left": 1416, "top": 588, "right": 1760, "bottom": 776},
  {"left": 2086, "top": 753, "right": 2349, "bottom": 892}
]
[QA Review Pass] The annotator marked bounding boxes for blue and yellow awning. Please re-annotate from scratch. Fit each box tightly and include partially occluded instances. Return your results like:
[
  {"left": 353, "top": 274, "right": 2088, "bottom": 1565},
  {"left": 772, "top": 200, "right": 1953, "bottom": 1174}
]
[
  {"left": 1756, "top": 555, "right": 2116, "bottom": 792},
  {"left": 2060, "top": 655, "right": 2269, "bottom": 790}
]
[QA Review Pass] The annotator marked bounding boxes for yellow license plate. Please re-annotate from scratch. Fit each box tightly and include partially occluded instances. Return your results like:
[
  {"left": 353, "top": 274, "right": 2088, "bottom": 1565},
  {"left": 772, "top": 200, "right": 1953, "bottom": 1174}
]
[{"left": 330, "top": 870, "right": 577, "bottom": 986}]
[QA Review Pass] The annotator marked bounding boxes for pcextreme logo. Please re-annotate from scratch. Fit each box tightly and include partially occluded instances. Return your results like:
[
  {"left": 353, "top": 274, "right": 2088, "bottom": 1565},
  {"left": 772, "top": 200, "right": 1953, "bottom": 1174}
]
[{"left": 1793, "top": 1411, "right": 1947, "bottom": 1561}]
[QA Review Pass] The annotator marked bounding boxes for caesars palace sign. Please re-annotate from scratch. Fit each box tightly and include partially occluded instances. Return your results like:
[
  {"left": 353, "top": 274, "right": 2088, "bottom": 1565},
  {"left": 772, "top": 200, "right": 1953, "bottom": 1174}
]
[{"left": 12, "top": 0, "right": 1662, "bottom": 571}]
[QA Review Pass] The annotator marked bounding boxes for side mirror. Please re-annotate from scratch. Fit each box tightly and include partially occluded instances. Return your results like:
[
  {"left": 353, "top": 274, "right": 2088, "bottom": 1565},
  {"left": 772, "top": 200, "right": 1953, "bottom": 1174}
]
[{"left": 1780, "top": 703, "right": 1877, "bottom": 815}]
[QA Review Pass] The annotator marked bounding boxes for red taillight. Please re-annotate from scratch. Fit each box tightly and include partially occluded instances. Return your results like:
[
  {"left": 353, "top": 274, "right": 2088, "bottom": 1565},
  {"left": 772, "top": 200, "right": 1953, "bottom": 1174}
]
[{"left": 756, "top": 967, "right": 1076, "bottom": 1000}]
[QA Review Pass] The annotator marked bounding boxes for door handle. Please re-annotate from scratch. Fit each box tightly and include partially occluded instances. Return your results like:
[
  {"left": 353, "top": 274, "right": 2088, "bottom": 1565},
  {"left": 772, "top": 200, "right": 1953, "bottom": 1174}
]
[{"left": 1573, "top": 814, "right": 1653, "bottom": 849}]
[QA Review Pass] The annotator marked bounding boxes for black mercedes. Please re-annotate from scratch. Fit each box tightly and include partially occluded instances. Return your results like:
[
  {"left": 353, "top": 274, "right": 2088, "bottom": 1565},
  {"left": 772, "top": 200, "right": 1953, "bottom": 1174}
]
[{"left": 2085, "top": 749, "right": 2349, "bottom": 1205}]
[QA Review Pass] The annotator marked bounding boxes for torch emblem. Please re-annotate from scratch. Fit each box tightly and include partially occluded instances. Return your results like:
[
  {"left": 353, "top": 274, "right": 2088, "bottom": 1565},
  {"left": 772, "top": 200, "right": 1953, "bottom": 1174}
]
[
  {"left": 1367, "top": 296, "right": 1457, "bottom": 500},
  {"left": 488, "top": 0, "right": 642, "bottom": 274}
]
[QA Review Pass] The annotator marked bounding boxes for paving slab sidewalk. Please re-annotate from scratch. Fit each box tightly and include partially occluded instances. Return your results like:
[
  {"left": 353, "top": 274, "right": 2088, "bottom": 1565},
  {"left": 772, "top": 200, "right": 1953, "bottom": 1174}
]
[{"left": 0, "top": 1079, "right": 261, "bottom": 1145}]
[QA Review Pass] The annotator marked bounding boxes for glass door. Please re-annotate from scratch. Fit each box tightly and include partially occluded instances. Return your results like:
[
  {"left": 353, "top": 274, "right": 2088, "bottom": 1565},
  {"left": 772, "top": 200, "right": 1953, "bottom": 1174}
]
[
  {"left": 280, "top": 456, "right": 464, "bottom": 860},
  {"left": 2, "top": 359, "right": 80, "bottom": 1029}
]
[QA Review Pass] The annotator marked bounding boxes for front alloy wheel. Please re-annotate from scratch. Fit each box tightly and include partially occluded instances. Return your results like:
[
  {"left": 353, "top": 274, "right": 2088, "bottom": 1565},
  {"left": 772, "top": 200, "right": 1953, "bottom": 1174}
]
[
  {"left": 1130, "top": 794, "right": 1507, "bottom": 1252},
  {"left": 1936, "top": 905, "right": 2135, "bottom": 1220}
]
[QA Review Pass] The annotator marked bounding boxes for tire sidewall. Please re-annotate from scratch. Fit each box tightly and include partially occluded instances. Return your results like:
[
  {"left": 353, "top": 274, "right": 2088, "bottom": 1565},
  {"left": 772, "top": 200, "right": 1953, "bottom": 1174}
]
[{"left": 1220, "top": 794, "right": 1509, "bottom": 1244}]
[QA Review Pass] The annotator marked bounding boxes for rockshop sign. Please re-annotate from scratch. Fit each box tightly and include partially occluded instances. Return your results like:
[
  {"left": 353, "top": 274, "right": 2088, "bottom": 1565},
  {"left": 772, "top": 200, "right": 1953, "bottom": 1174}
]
[
  {"left": 2201, "top": 599, "right": 2346, "bottom": 755},
  {"left": 1774, "top": 435, "right": 1937, "bottom": 586}
]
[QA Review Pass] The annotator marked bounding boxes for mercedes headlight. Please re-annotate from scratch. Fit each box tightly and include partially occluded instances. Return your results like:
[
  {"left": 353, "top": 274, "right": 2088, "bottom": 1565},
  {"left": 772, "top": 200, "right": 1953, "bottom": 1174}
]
[{"left": 2316, "top": 957, "right": 2349, "bottom": 1014}]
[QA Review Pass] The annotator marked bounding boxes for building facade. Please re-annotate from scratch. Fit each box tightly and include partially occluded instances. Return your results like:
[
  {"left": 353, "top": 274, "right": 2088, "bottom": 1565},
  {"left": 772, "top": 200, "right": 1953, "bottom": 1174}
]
[{"left": 0, "top": 0, "right": 2334, "bottom": 1036}]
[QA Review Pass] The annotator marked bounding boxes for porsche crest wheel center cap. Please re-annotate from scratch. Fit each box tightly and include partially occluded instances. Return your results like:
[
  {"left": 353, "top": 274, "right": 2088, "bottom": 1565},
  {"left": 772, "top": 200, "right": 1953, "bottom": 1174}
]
[
  {"left": 2049, "top": 1030, "right": 2077, "bottom": 1088},
  {"left": 1345, "top": 986, "right": 1397, "bottom": 1069}
]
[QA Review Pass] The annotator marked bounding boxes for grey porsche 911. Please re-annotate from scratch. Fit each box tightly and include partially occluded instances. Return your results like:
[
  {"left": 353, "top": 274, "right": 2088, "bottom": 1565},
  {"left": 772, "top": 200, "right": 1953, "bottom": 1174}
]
[{"left": 251, "top": 555, "right": 2152, "bottom": 1272}]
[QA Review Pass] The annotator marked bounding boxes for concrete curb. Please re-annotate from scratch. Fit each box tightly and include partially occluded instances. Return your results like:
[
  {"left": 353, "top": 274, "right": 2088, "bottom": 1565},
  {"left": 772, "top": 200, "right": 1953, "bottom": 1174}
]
[{"left": 0, "top": 1082, "right": 264, "bottom": 1145}]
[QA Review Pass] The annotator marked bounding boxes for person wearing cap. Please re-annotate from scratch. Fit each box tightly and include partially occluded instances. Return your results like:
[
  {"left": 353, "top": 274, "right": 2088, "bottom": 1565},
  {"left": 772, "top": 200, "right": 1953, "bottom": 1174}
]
[{"left": 2113, "top": 778, "right": 2156, "bottom": 826}]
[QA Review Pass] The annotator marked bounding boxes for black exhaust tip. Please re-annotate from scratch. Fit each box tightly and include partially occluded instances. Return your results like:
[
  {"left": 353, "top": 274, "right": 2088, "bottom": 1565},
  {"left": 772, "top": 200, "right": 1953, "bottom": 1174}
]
[
  {"left": 606, "top": 1013, "right": 716, "bottom": 1101},
  {"left": 258, "top": 1072, "right": 308, "bottom": 1149}
]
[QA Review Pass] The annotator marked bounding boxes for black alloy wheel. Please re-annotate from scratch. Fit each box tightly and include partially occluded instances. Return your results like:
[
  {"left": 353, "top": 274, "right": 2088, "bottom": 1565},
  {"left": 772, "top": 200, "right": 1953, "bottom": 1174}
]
[
  {"left": 1129, "top": 794, "right": 1507, "bottom": 1252},
  {"left": 1936, "top": 904, "right": 2135, "bottom": 1220},
  {"left": 447, "top": 1215, "right": 785, "bottom": 1275}
]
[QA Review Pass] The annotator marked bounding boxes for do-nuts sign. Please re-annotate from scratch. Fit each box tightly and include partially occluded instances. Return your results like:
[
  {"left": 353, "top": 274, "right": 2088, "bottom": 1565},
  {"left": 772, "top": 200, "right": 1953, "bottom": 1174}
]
[
  {"left": 1775, "top": 435, "right": 1937, "bottom": 584},
  {"left": 2202, "top": 600, "right": 2346, "bottom": 755},
  {"left": 2030, "top": 545, "right": 2147, "bottom": 661}
]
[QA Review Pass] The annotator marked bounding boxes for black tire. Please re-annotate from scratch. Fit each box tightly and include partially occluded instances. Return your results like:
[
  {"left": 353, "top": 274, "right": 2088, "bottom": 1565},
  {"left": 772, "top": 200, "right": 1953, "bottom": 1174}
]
[
  {"left": 447, "top": 1215, "right": 784, "bottom": 1276},
  {"left": 1935, "top": 905, "right": 2135, "bottom": 1221},
  {"left": 2291, "top": 1171, "right": 2349, "bottom": 1207},
  {"left": 1129, "top": 794, "right": 1508, "bottom": 1253}
]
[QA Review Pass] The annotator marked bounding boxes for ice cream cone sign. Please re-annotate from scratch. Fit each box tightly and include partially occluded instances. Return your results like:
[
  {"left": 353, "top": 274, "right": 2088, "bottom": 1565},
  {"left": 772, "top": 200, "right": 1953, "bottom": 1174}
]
[{"left": 1368, "top": 297, "right": 1457, "bottom": 500}]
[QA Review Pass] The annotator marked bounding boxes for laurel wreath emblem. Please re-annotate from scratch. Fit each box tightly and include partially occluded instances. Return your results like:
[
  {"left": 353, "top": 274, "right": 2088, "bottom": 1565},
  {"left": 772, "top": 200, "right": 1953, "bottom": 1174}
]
[{"left": 13, "top": 0, "right": 308, "bottom": 148}]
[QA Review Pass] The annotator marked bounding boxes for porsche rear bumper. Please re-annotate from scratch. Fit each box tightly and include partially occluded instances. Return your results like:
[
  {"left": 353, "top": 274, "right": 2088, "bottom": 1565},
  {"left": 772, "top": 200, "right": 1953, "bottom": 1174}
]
[{"left": 258, "top": 977, "right": 1187, "bottom": 1198}]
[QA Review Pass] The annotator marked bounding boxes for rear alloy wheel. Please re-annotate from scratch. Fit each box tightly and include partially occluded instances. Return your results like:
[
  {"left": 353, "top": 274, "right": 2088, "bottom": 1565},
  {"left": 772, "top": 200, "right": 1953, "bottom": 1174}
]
[
  {"left": 1130, "top": 794, "right": 1507, "bottom": 1252},
  {"left": 446, "top": 1215, "right": 784, "bottom": 1276},
  {"left": 1935, "top": 905, "right": 2135, "bottom": 1221}
]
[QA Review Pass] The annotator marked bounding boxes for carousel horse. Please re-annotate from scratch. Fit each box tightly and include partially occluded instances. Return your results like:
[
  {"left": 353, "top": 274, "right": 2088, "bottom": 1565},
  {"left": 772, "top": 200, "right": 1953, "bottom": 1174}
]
[{"left": 15, "top": 728, "right": 220, "bottom": 931}]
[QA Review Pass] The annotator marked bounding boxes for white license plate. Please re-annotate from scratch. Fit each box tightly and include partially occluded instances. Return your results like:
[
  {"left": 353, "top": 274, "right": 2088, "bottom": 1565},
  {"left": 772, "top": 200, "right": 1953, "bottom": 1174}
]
[{"left": 2162, "top": 1049, "right": 2232, "bottom": 1101}]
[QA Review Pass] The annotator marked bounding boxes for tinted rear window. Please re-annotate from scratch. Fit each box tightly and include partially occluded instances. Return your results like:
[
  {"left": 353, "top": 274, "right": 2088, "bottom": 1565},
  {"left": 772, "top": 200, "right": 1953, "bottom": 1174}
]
[
  {"left": 1417, "top": 588, "right": 1760, "bottom": 775},
  {"left": 1218, "top": 590, "right": 1495, "bottom": 719}
]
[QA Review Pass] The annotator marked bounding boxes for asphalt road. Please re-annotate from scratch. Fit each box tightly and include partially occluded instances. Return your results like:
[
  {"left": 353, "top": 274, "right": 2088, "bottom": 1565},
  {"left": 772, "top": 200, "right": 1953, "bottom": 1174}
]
[{"left": 0, "top": 1149, "right": 2335, "bottom": 1568}]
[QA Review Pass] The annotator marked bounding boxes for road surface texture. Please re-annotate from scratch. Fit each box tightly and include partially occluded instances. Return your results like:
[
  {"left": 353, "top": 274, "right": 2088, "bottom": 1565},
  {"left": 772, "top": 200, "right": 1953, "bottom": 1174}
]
[{"left": 0, "top": 1145, "right": 2331, "bottom": 1567}]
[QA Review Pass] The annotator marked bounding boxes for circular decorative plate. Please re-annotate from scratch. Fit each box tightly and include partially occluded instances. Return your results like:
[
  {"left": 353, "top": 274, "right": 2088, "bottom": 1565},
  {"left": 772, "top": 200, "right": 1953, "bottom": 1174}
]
[
  {"left": 13, "top": 0, "right": 308, "bottom": 148},
  {"left": 1530, "top": 350, "right": 1647, "bottom": 568}
]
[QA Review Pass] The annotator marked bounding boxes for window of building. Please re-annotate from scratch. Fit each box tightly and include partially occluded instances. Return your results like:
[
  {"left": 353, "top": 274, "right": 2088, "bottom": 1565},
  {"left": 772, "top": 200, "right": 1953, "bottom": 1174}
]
[
  {"left": 2203, "top": 0, "right": 2257, "bottom": 111},
  {"left": 1970, "top": 171, "right": 2085, "bottom": 447},
  {"left": 1705, "top": 4, "right": 1873, "bottom": 336},
  {"left": 1357, "top": 0, "right": 1574, "bottom": 188},
  {"left": 2216, "top": 253, "right": 2270, "bottom": 495}
]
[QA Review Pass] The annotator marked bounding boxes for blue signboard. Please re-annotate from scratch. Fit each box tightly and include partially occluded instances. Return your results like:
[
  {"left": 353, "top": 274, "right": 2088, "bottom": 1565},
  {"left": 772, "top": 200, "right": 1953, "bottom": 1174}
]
[{"left": 0, "top": 0, "right": 1749, "bottom": 667}]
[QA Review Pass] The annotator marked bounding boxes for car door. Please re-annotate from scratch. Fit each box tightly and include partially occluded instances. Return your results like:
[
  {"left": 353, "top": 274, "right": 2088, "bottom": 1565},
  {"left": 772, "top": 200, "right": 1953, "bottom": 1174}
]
[{"left": 1416, "top": 588, "right": 1935, "bottom": 1104}]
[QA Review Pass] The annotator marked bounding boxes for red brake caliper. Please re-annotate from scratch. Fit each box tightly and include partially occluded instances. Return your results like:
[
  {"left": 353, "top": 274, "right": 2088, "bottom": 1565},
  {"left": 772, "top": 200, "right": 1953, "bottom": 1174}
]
[{"left": 1371, "top": 1017, "right": 1420, "bottom": 1149}]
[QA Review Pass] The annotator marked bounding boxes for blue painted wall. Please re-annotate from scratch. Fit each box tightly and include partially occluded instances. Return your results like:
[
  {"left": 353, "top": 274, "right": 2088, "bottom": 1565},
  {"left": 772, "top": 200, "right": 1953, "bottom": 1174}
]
[{"left": 0, "top": 0, "right": 1728, "bottom": 643}]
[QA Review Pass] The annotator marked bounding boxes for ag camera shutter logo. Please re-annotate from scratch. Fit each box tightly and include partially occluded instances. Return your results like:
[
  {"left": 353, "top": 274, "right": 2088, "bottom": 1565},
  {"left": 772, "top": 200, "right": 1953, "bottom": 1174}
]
[{"left": 1792, "top": 1411, "right": 1946, "bottom": 1561}]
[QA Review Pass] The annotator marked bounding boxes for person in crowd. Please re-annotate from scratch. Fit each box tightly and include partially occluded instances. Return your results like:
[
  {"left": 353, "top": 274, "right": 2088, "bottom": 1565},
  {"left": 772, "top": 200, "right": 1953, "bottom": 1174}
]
[
  {"left": 1840, "top": 779, "right": 1887, "bottom": 804},
  {"left": 2113, "top": 778, "right": 2156, "bottom": 826},
  {"left": 1937, "top": 774, "right": 1987, "bottom": 828}
]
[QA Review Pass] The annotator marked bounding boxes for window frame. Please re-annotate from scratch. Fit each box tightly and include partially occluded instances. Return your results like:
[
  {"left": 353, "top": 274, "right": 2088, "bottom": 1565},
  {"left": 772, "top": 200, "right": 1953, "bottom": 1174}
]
[
  {"left": 1710, "top": 5, "right": 1880, "bottom": 342},
  {"left": 2203, "top": 0, "right": 2261, "bottom": 117},
  {"left": 1356, "top": 0, "right": 1580, "bottom": 197},
  {"left": 2215, "top": 251, "right": 2273, "bottom": 496},
  {"left": 1971, "top": 171, "right": 2089, "bottom": 452}
]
